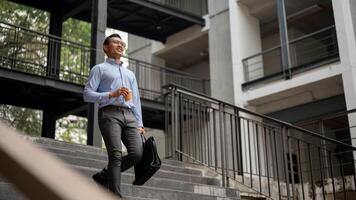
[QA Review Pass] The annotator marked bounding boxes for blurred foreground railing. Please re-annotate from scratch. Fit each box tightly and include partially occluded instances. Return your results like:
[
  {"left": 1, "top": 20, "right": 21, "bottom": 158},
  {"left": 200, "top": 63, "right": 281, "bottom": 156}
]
[
  {"left": 0, "top": 122, "right": 117, "bottom": 200},
  {"left": 164, "top": 83, "right": 356, "bottom": 200}
]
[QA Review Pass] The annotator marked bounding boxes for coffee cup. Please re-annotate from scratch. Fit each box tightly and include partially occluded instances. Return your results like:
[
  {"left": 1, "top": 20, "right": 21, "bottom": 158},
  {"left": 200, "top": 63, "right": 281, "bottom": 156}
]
[{"left": 125, "top": 89, "right": 132, "bottom": 101}]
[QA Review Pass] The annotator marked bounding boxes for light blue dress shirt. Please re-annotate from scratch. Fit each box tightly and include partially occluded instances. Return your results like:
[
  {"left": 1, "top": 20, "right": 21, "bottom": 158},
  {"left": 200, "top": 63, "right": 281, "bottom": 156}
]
[{"left": 83, "top": 58, "right": 143, "bottom": 127}]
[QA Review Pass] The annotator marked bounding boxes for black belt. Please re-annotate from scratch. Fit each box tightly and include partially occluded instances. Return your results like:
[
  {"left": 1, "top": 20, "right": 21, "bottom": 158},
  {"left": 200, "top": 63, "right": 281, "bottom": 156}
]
[{"left": 100, "top": 105, "right": 131, "bottom": 111}]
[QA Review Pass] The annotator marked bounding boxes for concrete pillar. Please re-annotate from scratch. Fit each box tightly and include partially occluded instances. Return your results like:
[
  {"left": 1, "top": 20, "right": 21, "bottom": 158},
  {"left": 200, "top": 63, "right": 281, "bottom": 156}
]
[
  {"left": 87, "top": 0, "right": 107, "bottom": 147},
  {"left": 228, "top": 0, "right": 262, "bottom": 107},
  {"left": 127, "top": 35, "right": 165, "bottom": 92},
  {"left": 41, "top": 109, "right": 56, "bottom": 139},
  {"left": 208, "top": 0, "right": 234, "bottom": 104},
  {"left": 332, "top": 0, "right": 356, "bottom": 163},
  {"left": 47, "top": 12, "right": 62, "bottom": 78}
]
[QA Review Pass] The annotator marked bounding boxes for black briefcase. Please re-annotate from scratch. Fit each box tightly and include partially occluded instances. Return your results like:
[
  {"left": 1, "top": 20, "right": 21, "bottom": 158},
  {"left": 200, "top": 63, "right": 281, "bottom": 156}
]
[{"left": 133, "top": 136, "right": 161, "bottom": 185}]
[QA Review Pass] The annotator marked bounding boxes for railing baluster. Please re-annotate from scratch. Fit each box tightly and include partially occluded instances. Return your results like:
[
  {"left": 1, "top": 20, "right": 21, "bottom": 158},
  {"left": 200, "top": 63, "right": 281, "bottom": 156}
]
[
  {"left": 231, "top": 114, "right": 236, "bottom": 179},
  {"left": 255, "top": 123, "right": 262, "bottom": 193},
  {"left": 297, "top": 140, "right": 305, "bottom": 200},
  {"left": 213, "top": 109, "right": 218, "bottom": 171},
  {"left": 219, "top": 104, "right": 226, "bottom": 186},
  {"left": 339, "top": 158, "right": 347, "bottom": 200},
  {"left": 179, "top": 93, "right": 183, "bottom": 161},
  {"left": 273, "top": 129, "right": 282, "bottom": 200},
  {"left": 282, "top": 127, "right": 291, "bottom": 199},
  {"left": 287, "top": 130, "right": 295, "bottom": 199},
  {"left": 328, "top": 152, "right": 336, "bottom": 200},
  {"left": 318, "top": 147, "right": 326, "bottom": 200},
  {"left": 308, "top": 144, "right": 315, "bottom": 200},
  {"left": 207, "top": 106, "right": 211, "bottom": 167},
  {"left": 247, "top": 119, "right": 253, "bottom": 188},
  {"left": 264, "top": 126, "right": 271, "bottom": 196}
]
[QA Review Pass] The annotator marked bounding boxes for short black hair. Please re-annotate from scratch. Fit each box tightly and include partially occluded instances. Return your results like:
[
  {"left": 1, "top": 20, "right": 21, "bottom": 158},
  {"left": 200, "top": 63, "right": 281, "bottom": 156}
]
[{"left": 103, "top": 33, "right": 122, "bottom": 45}]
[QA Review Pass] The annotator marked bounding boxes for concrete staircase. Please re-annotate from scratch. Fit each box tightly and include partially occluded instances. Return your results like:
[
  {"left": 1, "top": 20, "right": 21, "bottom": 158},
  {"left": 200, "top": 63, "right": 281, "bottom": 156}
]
[{"left": 0, "top": 137, "right": 247, "bottom": 200}]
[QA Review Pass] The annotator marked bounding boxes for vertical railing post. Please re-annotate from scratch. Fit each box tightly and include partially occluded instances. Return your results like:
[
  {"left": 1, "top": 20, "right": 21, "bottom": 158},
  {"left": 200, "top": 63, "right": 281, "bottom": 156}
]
[
  {"left": 256, "top": 123, "right": 262, "bottom": 193},
  {"left": 219, "top": 103, "right": 226, "bottom": 187},
  {"left": 12, "top": 27, "right": 20, "bottom": 69},
  {"left": 170, "top": 87, "right": 176, "bottom": 159},
  {"left": 282, "top": 126, "right": 291, "bottom": 199},
  {"left": 273, "top": 129, "right": 282, "bottom": 200},
  {"left": 178, "top": 93, "right": 183, "bottom": 161},
  {"left": 287, "top": 128, "right": 295, "bottom": 199},
  {"left": 297, "top": 140, "right": 305, "bottom": 200}
]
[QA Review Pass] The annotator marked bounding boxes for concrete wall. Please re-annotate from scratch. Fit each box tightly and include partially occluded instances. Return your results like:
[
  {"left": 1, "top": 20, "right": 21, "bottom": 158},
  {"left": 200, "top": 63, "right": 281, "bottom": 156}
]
[
  {"left": 208, "top": 0, "right": 234, "bottom": 104},
  {"left": 229, "top": 0, "right": 262, "bottom": 106},
  {"left": 128, "top": 34, "right": 165, "bottom": 92},
  {"left": 332, "top": 0, "right": 356, "bottom": 164}
]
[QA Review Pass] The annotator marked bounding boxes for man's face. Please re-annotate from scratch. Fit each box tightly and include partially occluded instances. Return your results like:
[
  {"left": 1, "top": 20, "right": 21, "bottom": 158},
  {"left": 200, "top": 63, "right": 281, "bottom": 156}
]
[{"left": 104, "top": 37, "right": 126, "bottom": 59}]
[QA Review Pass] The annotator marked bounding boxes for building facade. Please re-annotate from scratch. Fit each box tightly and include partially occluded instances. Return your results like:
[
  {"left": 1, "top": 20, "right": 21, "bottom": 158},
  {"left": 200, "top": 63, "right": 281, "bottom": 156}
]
[{"left": 129, "top": 0, "right": 356, "bottom": 199}]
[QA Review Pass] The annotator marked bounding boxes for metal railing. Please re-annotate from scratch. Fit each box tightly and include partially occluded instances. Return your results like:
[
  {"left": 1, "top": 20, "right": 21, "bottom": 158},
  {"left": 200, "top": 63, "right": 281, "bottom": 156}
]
[
  {"left": 164, "top": 83, "right": 356, "bottom": 200},
  {"left": 0, "top": 21, "right": 207, "bottom": 101},
  {"left": 242, "top": 25, "right": 339, "bottom": 85},
  {"left": 145, "top": 0, "right": 208, "bottom": 17}
]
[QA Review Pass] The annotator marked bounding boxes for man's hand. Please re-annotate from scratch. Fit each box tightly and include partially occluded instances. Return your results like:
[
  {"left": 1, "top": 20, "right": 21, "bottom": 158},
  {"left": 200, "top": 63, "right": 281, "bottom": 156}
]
[
  {"left": 138, "top": 127, "right": 145, "bottom": 135},
  {"left": 109, "top": 87, "right": 129, "bottom": 98}
]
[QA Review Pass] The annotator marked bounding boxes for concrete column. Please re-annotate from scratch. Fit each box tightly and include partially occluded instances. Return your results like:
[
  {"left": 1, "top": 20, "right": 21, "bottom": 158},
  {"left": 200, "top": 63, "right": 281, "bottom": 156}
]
[
  {"left": 332, "top": 0, "right": 356, "bottom": 162},
  {"left": 127, "top": 35, "right": 165, "bottom": 92},
  {"left": 41, "top": 109, "right": 56, "bottom": 139},
  {"left": 208, "top": 0, "right": 234, "bottom": 104},
  {"left": 47, "top": 12, "right": 62, "bottom": 78},
  {"left": 87, "top": 0, "right": 107, "bottom": 147},
  {"left": 228, "top": 0, "right": 263, "bottom": 178},
  {"left": 228, "top": 0, "right": 262, "bottom": 107}
]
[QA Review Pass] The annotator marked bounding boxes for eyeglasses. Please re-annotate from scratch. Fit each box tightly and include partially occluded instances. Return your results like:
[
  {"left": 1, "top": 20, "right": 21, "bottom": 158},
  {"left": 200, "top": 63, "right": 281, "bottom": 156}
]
[{"left": 109, "top": 38, "right": 126, "bottom": 48}]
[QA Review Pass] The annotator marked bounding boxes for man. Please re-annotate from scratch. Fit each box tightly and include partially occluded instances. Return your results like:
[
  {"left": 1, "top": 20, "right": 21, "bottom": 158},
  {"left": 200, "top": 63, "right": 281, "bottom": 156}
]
[{"left": 83, "top": 33, "right": 144, "bottom": 198}]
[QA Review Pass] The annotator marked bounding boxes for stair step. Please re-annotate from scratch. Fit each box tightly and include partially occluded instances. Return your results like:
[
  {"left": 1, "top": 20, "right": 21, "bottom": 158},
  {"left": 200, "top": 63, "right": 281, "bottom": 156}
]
[
  {"left": 0, "top": 182, "right": 159, "bottom": 200},
  {"left": 75, "top": 165, "right": 239, "bottom": 198},
  {"left": 0, "top": 137, "right": 246, "bottom": 199},
  {"left": 30, "top": 137, "right": 186, "bottom": 167},
  {"left": 29, "top": 137, "right": 106, "bottom": 155},
  {"left": 39, "top": 146, "right": 202, "bottom": 176},
  {"left": 40, "top": 152, "right": 214, "bottom": 186},
  {"left": 0, "top": 163, "right": 239, "bottom": 199}
]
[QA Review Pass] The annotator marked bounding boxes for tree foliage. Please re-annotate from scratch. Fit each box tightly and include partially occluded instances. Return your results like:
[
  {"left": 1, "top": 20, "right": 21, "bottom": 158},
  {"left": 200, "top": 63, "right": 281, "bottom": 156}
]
[
  {"left": 0, "top": 0, "right": 91, "bottom": 144},
  {"left": 0, "top": 105, "right": 42, "bottom": 136}
]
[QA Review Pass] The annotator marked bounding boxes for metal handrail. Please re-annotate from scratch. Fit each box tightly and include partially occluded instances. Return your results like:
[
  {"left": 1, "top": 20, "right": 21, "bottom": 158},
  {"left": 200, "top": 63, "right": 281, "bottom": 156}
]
[
  {"left": 165, "top": 83, "right": 356, "bottom": 200},
  {"left": 242, "top": 25, "right": 339, "bottom": 85},
  {"left": 163, "top": 83, "right": 356, "bottom": 151},
  {"left": 242, "top": 25, "right": 336, "bottom": 62}
]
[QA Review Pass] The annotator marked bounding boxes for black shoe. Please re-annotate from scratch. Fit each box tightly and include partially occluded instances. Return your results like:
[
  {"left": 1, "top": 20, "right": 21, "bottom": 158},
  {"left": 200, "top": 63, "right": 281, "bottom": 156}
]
[{"left": 92, "top": 168, "right": 108, "bottom": 188}]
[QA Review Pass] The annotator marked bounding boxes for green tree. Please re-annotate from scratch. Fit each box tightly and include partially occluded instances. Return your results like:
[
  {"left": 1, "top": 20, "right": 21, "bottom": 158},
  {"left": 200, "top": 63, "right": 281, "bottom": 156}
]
[
  {"left": 56, "top": 116, "right": 87, "bottom": 144},
  {"left": 0, "top": 0, "right": 91, "bottom": 143},
  {"left": 0, "top": 105, "right": 42, "bottom": 136}
]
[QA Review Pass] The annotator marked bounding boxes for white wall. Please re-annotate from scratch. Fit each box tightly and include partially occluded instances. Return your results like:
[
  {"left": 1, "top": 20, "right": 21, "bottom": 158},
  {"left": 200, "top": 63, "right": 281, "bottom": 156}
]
[
  {"left": 332, "top": 0, "right": 356, "bottom": 162},
  {"left": 229, "top": 0, "right": 262, "bottom": 106}
]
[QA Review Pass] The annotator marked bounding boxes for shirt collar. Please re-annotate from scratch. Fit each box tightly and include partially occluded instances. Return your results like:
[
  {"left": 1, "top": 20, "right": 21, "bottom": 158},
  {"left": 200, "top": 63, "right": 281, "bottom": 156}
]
[{"left": 106, "top": 58, "right": 123, "bottom": 66}]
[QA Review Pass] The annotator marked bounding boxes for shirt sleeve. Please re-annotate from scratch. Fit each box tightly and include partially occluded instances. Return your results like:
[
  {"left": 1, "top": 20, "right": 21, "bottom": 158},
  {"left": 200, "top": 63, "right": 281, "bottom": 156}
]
[
  {"left": 83, "top": 66, "right": 110, "bottom": 103},
  {"left": 131, "top": 75, "right": 143, "bottom": 127}
]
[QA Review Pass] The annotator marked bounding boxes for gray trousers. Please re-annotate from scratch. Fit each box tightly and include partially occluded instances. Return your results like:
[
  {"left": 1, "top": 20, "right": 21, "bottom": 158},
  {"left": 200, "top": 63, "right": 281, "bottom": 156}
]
[{"left": 98, "top": 106, "right": 143, "bottom": 197}]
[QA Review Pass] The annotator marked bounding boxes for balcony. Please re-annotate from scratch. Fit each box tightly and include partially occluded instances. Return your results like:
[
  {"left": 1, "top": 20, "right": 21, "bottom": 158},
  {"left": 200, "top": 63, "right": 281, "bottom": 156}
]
[
  {"left": 0, "top": 20, "right": 209, "bottom": 129},
  {"left": 8, "top": 0, "right": 207, "bottom": 42},
  {"left": 242, "top": 25, "right": 339, "bottom": 88},
  {"left": 0, "top": 21, "right": 208, "bottom": 102}
]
